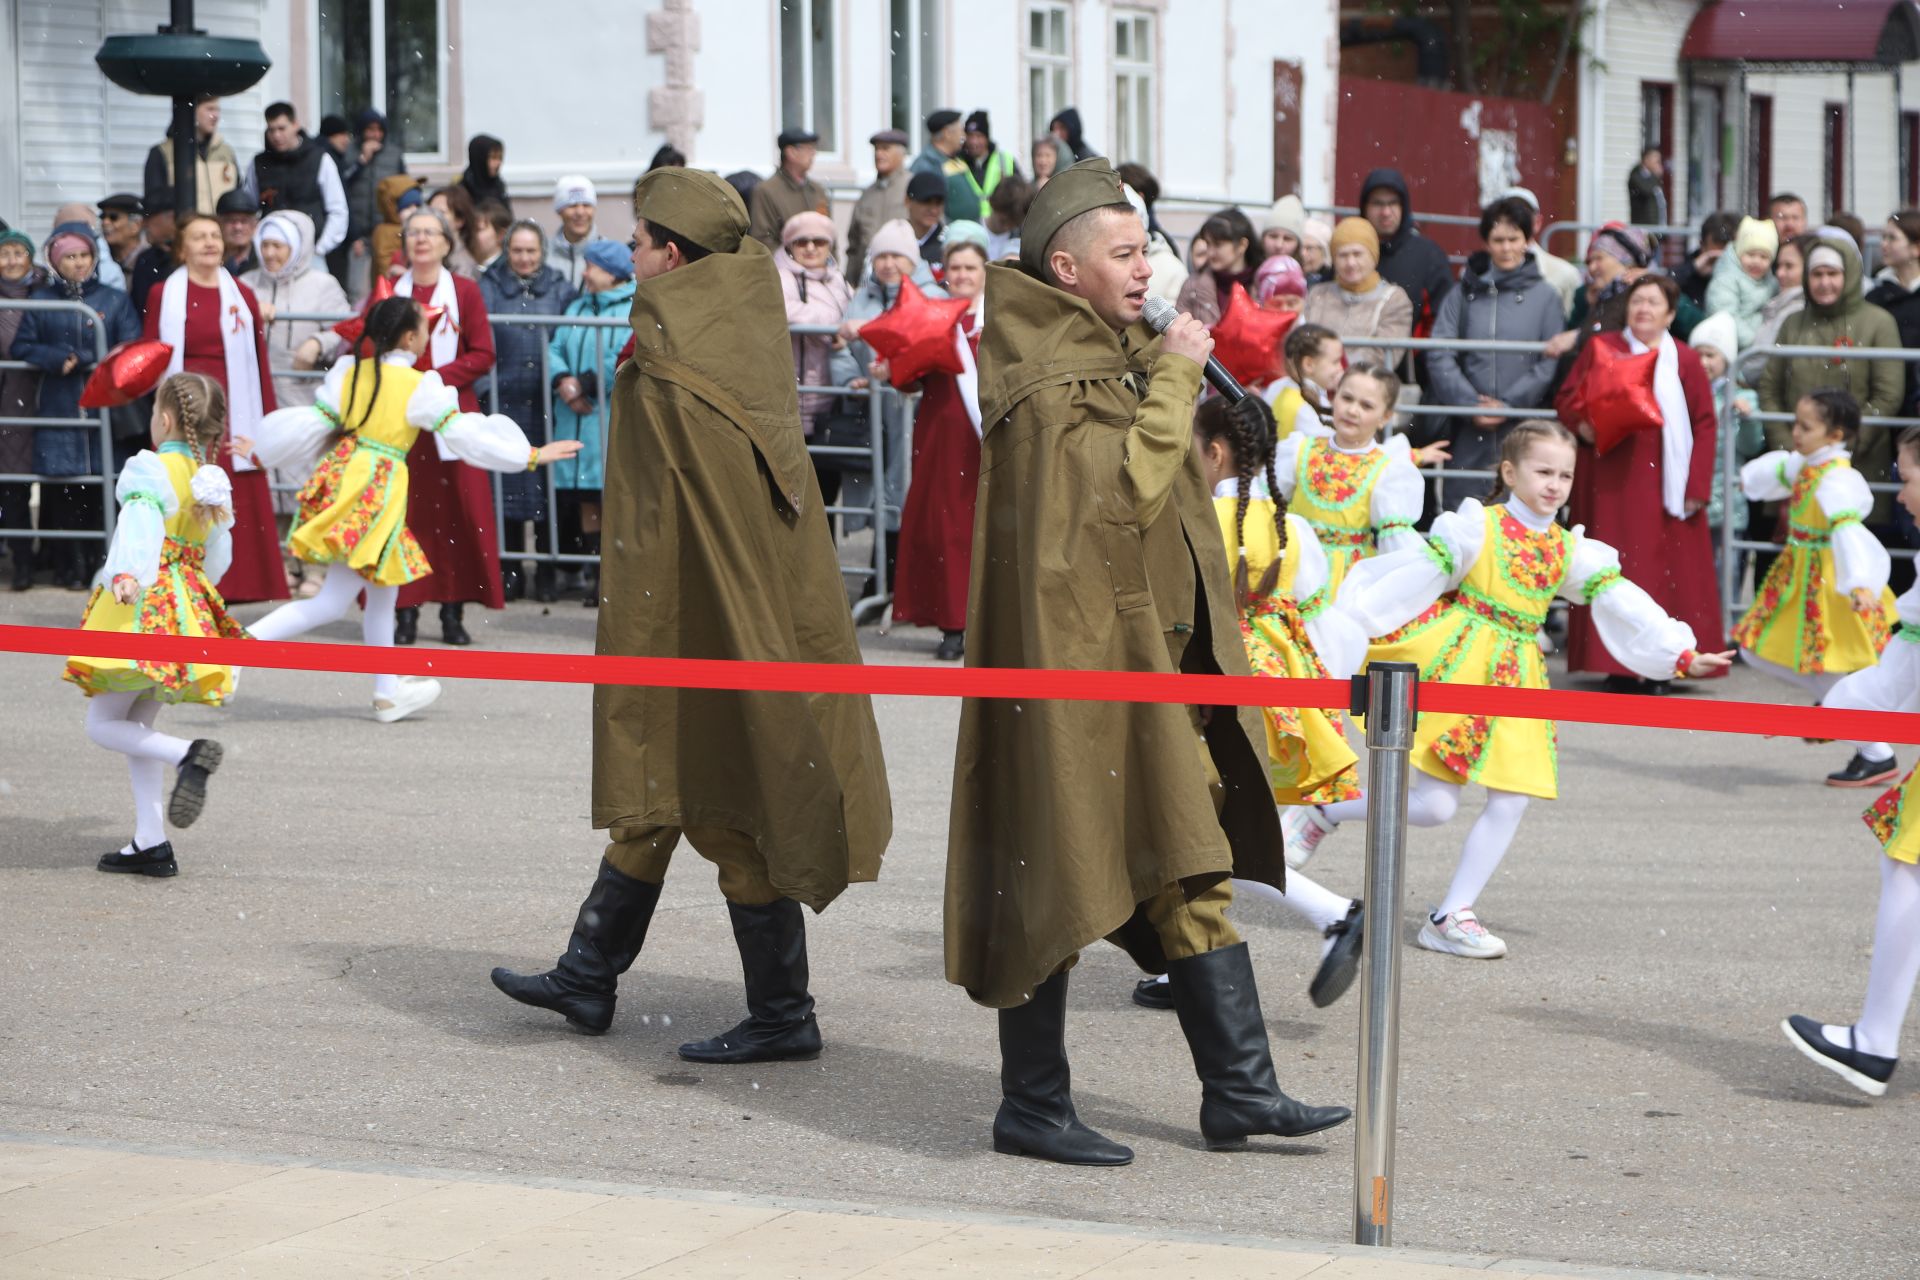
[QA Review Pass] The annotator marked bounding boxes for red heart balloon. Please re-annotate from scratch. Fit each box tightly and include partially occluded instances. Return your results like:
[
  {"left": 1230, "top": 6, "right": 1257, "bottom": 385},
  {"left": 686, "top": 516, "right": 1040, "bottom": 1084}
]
[
  {"left": 1583, "top": 339, "right": 1663, "bottom": 457},
  {"left": 332, "top": 274, "right": 396, "bottom": 346},
  {"left": 1209, "top": 283, "right": 1296, "bottom": 389},
  {"left": 855, "top": 277, "right": 973, "bottom": 389},
  {"left": 79, "top": 339, "right": 174, "bottom": 408}
]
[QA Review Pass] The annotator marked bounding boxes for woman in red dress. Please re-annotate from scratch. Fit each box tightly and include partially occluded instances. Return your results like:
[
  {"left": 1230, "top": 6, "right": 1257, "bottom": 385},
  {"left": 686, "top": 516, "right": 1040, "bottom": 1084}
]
[
  {"left": 1556, "top": 272, "right": 1727, "bottom": 689},
  {"left": 889, "top": 237, "right": 985, "bottom": 660},
  {"left": 386, "top": 205, "right": 500, "bottom": 644},
  {"left": 144, "top": 213, "right": 288, "bottom": 604}
]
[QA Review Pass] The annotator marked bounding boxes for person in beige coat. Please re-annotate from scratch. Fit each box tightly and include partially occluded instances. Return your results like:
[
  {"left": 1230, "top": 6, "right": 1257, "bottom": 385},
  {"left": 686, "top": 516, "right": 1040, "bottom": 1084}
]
[{"left": 1302, "top": 216, "right": 1413, "bottom": 373}]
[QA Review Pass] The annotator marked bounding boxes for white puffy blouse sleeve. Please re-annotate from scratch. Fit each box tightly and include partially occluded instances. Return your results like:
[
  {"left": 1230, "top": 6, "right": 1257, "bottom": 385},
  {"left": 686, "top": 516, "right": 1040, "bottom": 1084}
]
[
  {"left": 1334, "top": 498, "right": 1487, "bottom": 639},
  {"left": 1740, "top": 449, "right": 1800, "bottom": 502},
  {"left": 189, "top": 466, "right": 236, "bottom": 587},
  {"left": 406, "top": 372, "right": 537, "bottom": 473},
  {"left": 1370, "top": 437, "right": 1427, "bottom": 556},
  {"left": 102, "top": 452, "right": 178, "bottom": 588},
  {"left": 1292, "top": 516, "right": 1369, "bottom": 679},
  {"left": 1270, "top": 433, "right": 1305, "bottom": 503},
  {"left": 252, "top": 356, "right": 353, "bottom": 476},
  {"left": 1561, "top": 531, "right": 1698, "bottom": 681},
  {"left": 1823, "top": 583, "right": 1920, "bottom": 715},
  {"left": 1816, "top": 466, "right": 1892, "bottom": 595}
]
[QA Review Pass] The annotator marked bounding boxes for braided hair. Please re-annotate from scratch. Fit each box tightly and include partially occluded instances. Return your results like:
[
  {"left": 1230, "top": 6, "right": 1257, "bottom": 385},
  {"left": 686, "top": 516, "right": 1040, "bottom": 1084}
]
[
  {"left": 1485, "top": 419, "right": 1578, "bottom": 505},
  {"left": 155, "top": 371, "right": 230, "bottom": 523},
  {"left": 1194, "top": 395, "right": 1285, "bottom": 608},
  {"left": 341, "top": 296, "right": 425, "bottom": 435},
  {"left": 1281, "top": 323, "right": 1338, "bottom": 413}
]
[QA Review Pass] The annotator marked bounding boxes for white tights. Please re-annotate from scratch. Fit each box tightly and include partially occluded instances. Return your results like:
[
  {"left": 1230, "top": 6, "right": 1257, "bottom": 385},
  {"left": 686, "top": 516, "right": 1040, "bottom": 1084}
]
[
  {"left": 1316, "top": 772, "right": 1532, "bottom": 918},
  {"left": 1828, "top": 857, "right": 1920, "bottom": 1060},
  {"left": 1232, "top": 869, "right": 1352, "bottom": 946},
  {"left": 1740, "top": 648, "right": 1892, "bottom": 762},
  {"left": 246, "top": 566, "right": 401, "bottom": 699},
  {"left": 85, "top": 690, "right": 189, "bottom": 849}
]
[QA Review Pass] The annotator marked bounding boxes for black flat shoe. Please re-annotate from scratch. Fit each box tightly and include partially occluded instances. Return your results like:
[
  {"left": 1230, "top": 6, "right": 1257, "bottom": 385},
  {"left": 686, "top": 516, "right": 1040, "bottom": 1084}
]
[
  {"left": 98, "top": 841, "right": 177, "bottom": 877},
  {"left": 439, "top": 603, "right": 473, "bottom": 646},
  {"left": 1309, "top": 902, "right": 1365, "bottom": 1009},
  {"left": 168, "top": 739, "right": 222, "bottom": 829},
  {"left": 393, "top": 606, "right": 419, "bottom": 646},
  {"left": 1827, "top": 751, "right": 1900, "bottom": 789},
  {"left": 1601, "top": 674, "right": 1646, "bottom": 694},
  {"left": 1131, "top": 976, "right": 1174, "bottom": 1010},
  {"left": 1782, "top": 1015, "right": 1896, "bottom": 1096},
  {"left": 935, "top": 630, "right": 965, "bottom": 661}
]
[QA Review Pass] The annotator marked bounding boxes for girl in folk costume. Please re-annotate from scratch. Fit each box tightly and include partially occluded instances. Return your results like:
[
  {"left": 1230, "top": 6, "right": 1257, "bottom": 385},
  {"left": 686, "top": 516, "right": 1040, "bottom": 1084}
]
[
  {"left": 385, "top": 206, "right": 500, "bottom": 646},
  {"left": 65, "top": 374, "right": 243, "bottom": 878},
  {"left": 1134, "top": 396, "right": 1370, "bottom": 1015},
  {"left": 143, "top": 213, "right": 288, "bottom": 605},
  {"left": 1782, "top": 430, "right": 1920, "bottom": 1096},
  {"left": 244, "top": 297, "right": 580, "bottom": 722},
  {"left": 1734, "top": 389, "right": 1900, "bottom": 787},
  {"left": 1262, "top": 322, "right": 1341, "bottom": 441},
  {"left": 1556, "top": 273, "right": 1727, "bottom": 690},
  {"left": 892, "top": 235, "right": 986, "bottom": 661},
  {"left": 1285, "top": 423, "right": 1732, "bottom": 959},
  {"left": 1269, "top": 364, "right": 1446, "bottom": 596}
]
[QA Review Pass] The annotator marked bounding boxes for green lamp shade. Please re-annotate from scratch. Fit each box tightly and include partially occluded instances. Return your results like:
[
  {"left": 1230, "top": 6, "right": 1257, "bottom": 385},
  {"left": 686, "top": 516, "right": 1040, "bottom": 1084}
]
[{"left": 96, "top": 33, "right": 270, "bottom": 99}]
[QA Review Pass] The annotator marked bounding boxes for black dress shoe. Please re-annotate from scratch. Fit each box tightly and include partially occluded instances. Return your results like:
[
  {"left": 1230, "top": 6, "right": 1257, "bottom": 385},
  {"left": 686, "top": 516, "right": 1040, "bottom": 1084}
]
[
  {"left": 439, "top": 603, "right": 473, "bottom": 646},
  {"left": 168, "top": 739, "right": 222, "bottom": 829},
  {"left": 1783, "top": 1015, "right": 1896, "bottom": 1096},
  {"left": 1309, "top": 902, "right": 1365, "bottom": 1009},
  {"left": 934, "top": 630, "right": 965, "bottom": 661},
  {"left": 393, "top": 606, "right": 419, "bottom": 646},
  {"left": 1131, "top": 976, "right": 1174, "bottom": 1010},
  {"left": 1601, "top": 674, "right": 1646, "bottom": 694},
  {"left": 98, "top": 841, "right": 177, "bottom": 877},
  {"left": 1827, "top": 751, "right": 1900, "bottom": 789}
]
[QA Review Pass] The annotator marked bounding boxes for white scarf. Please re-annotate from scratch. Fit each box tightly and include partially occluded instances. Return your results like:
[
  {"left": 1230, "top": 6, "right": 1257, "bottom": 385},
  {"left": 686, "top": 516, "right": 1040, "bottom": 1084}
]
[
  {"left": 1626, "top": 329, "right": 1692, "bottom": 519},
  {"left": 398, "top": 267, "right": 461, "bottom": 458},
  {"left": 955, "top": 303, "right": 982, "bottom": 437},
  {"left": 159, "top": 268, "right": 264, "bottom": 471}
]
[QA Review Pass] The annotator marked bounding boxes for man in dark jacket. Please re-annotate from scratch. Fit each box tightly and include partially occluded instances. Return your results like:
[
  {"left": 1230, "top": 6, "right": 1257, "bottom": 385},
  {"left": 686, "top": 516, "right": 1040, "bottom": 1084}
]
[
  {"left": 746, "top": 128, "right": 830, "bottom": 250},
  {"left": 458, "top": 134, "right": 508, "bottom": 207},
  {"left": 1048, "top": 107, "right": 1098, "bottom": 161},
  {"left": 1674, "top": 211, "right": 1738, "bottom": 308},
  {"left": 946, "top": 110, "right": 1020, "bottom": 223},
  {"left": 244, "top": 102, "right": 348, "bottom": 261},
  {"left": 1359, "top": 168, "right": 1452, "bottom": 337},
  {"left": 1628, "top": 148, "right": 1669, "bottom": 226}
]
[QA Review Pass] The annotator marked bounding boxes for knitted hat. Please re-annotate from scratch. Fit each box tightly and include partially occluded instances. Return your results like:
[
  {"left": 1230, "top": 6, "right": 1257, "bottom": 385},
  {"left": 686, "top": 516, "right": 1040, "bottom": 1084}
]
[
  {"left": 781, "top": 210, "right": 836, "bottom": 249},
  {"left": 1329, "top": 216, "right": 1380, "bottom": 264},
  {"left": 1734, "top": 215, "right": 1780, "bottom": 259},
  {"left": 46, "top": 229, "right": 94, "bottom": 266},
  {"left": 965, "top": 110, "right": 991, "bottom": 137},
  {"left": 943, "top": 220, "right": 990, "bottom": 254},
  {"left": 1019, "top": 157, "right": 1133, "bottom": 278},
  {"left": 581, "top": 238, "right": 634, "bottom": 282},
  {"left": 553, "top": 174, "right": 597, "bottom": 212},
  {"left": 1262, "top": 194, "right": 1306, "bottom": 238},
  {"left": 0, "top": 228, "right": 33, "bottom": 259},
  {"left": 1253, "top": 254, "right": 1308, "bottom": 302},
  {"left": 1688, "top": 311, "right": 1738, "bottom": 363},
  {"left": 632, "top": 167, "right": 750, "bottom": 254},
  {"left": 1302, "top": 215, "right": 1333, "bottom": 252},
  {"left": 866, "top": 219, "right": 921, "bottom": 266},
  {"left": 1591, "top": 223, "right": 1651, "bottom": 268}
]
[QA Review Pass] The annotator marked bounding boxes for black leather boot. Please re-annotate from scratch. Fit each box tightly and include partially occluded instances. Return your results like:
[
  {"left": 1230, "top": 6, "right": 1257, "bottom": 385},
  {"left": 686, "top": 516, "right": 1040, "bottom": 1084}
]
[
  {"left": 490, "top": 858, "right": 662, "bottom": 1033},
  {"left": 440, "top": 602, "right": 473, "bottom": 645},
  {"left": 393, "top": 606, "right": 419, "bottom": 646},
  {"left": 991, "top": 972, "right": 1133, "bottom": 1165},
  {"left": 1167, "top": 942, "right": 1353, "bottom": 1150},
  {"left": 678, "top": 898, "right": 823, "bottom": 1063},
  {"left": 167, "top": 739, "right": 223, "bottom": 829}
]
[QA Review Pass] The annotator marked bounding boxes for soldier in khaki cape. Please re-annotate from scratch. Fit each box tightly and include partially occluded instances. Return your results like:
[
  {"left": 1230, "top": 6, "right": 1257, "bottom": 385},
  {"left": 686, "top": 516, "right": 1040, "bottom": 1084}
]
[
  {"left": 492, "top": 169, "right": 892, "bottom": 1064},
  {"left": 947, "top": 160, "right": 1351, "bottom": 1165}
]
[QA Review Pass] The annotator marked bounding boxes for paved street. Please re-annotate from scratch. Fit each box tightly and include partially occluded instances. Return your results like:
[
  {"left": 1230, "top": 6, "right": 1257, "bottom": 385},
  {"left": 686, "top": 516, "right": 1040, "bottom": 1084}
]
[{"left": 1, "top": 587, "right": 1913, "bottom": 1278}]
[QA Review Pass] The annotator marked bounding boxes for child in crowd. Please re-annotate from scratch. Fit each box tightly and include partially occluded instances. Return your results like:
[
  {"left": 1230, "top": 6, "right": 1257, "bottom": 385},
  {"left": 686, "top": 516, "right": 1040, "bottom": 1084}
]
[
  {"left": 1269, "top": 364, "right": 1445, "bottom": 595},
  {"left": 1286, "top": 422, "right": 1731, "bottom": 959},
  {"left": 65, "top": 373, "right": 241, "bottom": 877},
  {"left": 244, "top": 297, "right": 580, "bottom": 722},
  {"left": 1134, "top": 395, "right": 1369, "bottom": 1014},
  {"left": 1684, "top": 312, "right": 1766, "bottom": 572},
  {"left": 1733, "top": 388, "right": 1899, "bottom": 787},
  {"left": 1783, "top": 428, "right": 1920, "bottom": 1096},
  {"left": 1263, "top": 323, "right": 1341, "bottom": 439},
  {"left": 548, "top": 240, "right": 635, "bottom": 606},
  {"left": 1705, "top": 215, "right": 1780, "bottom": 350}
]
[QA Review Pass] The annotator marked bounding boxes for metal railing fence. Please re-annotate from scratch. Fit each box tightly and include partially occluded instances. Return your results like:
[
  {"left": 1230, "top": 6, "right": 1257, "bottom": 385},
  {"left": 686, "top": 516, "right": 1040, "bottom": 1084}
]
[{"left": 0, "top": 297, "right": 118, "bottom": 548}]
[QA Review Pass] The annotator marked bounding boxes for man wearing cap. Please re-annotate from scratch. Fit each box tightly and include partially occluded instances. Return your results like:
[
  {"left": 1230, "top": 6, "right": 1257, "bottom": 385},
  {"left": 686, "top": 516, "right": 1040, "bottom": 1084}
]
[
  {"left": 945, "top": 111, "right": 1019, "bottom": 224},
  {"left": 905, "top": 171, "right": 949, "bottom": 265},
  {"left": 491, "top": 167, "right": 892, "bottom": 1068},
  {"left": 947, "top": 158, "right": 1351, "bottom": 1166},
  {"left": 912, "top": 110, "right": 967, "bottom": 180},
  {"left": 847, "top": 129, "right": 911, "bottom": 285},
  {"left": 748, "top": 128, "right": 831, "bottom": 251},
  {"left": 215, "top": 189, "right": 260, "bottom": 276},
  {"left": 548, "top": 175, "right": 601, "bottom": 289},
  {"left": 97, "top": 195, "right": 145, "bottom": 272}
]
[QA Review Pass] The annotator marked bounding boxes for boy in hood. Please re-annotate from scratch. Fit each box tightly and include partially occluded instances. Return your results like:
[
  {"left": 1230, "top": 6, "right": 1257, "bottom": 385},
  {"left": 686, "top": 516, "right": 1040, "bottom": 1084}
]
[
  {"left": 459, "top": 134, "right": 508, "bottom": 208},
  {"left": 1048, "top": 107, "right": 1098, "bottom": 162}
]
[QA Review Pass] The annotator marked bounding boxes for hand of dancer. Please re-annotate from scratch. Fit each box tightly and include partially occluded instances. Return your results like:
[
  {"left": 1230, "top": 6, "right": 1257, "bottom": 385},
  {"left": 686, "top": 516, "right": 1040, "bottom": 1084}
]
[
  {"left": 1853, "top": 587, "right": 1882, "bottom": 615},
  {"left": 533, "top": 440, "right": 584, "bottom": 466},
  {"left": 230, "top": 436, "right": 255, "bottom": 462},
  {"left": 112, "top": 575, "right": 139, "bottom": 605},
  {"left": 1685, "top": 650, "right": 1734, "bottom": 678},
  {"left": 1415, "top": 441, "right": 1452, "bottom": 466}
]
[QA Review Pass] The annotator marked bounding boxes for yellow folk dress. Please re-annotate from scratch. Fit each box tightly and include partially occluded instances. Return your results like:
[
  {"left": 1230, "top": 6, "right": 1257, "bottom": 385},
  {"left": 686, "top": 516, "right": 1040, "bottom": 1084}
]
[
  {"left": 1273, "top": 431, "right": 1426, "bottom": 597},
  {"left": 1212, "top": 479, "right": 1365, "bottom": 806},
  {"left": 1338, "top": 499, "right": 1701, "bottom": 801},
  {"left": 64, "top": 444, "right": 245, "bottom": 704},
  {"left": 1733, "top": 447, "right": 1894, "bottom": 675}
]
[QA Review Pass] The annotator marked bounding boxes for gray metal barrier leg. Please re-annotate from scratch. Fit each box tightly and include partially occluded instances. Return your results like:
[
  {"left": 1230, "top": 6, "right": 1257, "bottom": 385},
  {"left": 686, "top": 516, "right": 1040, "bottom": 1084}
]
[{"left": 1353, "top": 661, "right": 1419, "bottom": 1247}]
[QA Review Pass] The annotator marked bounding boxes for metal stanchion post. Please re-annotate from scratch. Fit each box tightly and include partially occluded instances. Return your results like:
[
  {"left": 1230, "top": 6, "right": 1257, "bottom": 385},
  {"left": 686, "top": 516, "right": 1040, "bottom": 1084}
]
[{"left": 1353, "top": 661, "right": 1420, "bottom": 1248}]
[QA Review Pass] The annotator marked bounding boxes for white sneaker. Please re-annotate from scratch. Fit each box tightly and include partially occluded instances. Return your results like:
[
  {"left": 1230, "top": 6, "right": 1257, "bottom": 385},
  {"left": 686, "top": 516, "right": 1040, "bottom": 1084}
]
[
  {"left": 372, "top": 676, "right": 442, "bottom": 723},
  {"left": 1282, "top": 804, "right": 1337, "bottom": 869},
  {"left": 1415, "top": 907, "right": 1508, "bottom": 959}
]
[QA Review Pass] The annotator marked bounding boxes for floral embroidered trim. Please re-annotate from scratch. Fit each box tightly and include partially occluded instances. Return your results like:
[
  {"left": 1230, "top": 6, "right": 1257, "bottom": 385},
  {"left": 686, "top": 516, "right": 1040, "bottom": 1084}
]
[
  {"left": 1455, "top": 585, "right": 1550, "bottom": 640},
  {"left": 1827, "top": 511, "right": 1865, "bottom": 528},
  {"left": 526, "top": 447, "right": 540, "bottom": 472},
  {"left": 1493, "top": 509, "right": 1570, "bottom": 602},
  {"left": 1581, "top": 566, "right": 1624, "bottom": 605},
  {"left": 315, "top": 399, "right": 344, "bottom": 431},
  {"left": 1303, "top": 520, "right": 1372, "bottom": 547},
  {"left": 1894, "top": 623, "right": 1920, "bottom": 645},
  {"left": 121, "top": 490, "right": 166, "bottom": 513},
  {"left": 1776, "top": 457, "right": 1791, "bottom": 491},
  {"left": 1674, "top": 648, "right": 1699, "bottom": 680},
  {"left": 1785, "top": 520, "right": 1833, "bottom": 547},
  {"left": 354, "top": 437, "right": 409, "bottom": 463},
  {"left": 1375, "top": 518, "right": 1415, "bottom": 535},
  {"left": 1297, "top": 588, "right": 1329, "bottom": 621},
  {"left": 1421, "top": 536, "right": 1455, "bottom": 578},
  {"left": 430, "top": 407, "right": 459, "bottom": 435}
]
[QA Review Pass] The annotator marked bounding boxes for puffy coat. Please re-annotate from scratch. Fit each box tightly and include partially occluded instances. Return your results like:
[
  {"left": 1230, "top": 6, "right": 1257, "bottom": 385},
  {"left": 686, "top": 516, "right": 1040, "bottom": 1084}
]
[
  {"left": 12, "top": 227, "right": 140, "bottom": 476},
  {"left": 0, "top": 262, "right": 48, "bottom": 478},
  {"left": 1704, "top": 250, "right": 1778, "bottom": 350},
  {"left": 480, "top": 255, "right": 574, "bottom": 521},
  {"left": 546, "top": 280, "right": 635, "bottom": 491},
  {"left": 773, "top": 246, "right": 854, "bottom": 430},
  {"left": 1866, "top": 268, "right": 1920, "bottom": 418},
  {"left": 241, "top": 210, "right": 349, "bottom": 409},
  {"left": 342, "top": 110, "right": 407, "bottom": 243}
]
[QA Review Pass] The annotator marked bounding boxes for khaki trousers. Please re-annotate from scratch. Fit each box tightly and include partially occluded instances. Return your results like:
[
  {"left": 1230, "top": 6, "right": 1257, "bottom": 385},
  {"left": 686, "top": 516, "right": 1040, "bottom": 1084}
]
[{"left": 604, "top": 824, "right": 780, "bottom": 906}]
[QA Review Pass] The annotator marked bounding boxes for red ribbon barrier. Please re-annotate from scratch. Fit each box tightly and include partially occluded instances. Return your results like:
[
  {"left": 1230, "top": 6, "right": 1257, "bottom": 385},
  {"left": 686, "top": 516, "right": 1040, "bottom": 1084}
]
[{"left": 8, "top": 622, "right": 1920, "bottom": 745}]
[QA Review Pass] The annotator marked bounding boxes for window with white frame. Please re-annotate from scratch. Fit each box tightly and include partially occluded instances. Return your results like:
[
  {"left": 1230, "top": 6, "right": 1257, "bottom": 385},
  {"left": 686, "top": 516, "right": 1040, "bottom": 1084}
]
[
  {"left": 317, "top": 0, "right": 445, "bottom": 161},
  {"left": 1112, "top": 11, "right": 1154, "bottom": 167},
  {"left": 1027, "top": 4, "right": 1072, "bottom": 147},
  {"left": 780, "top": 0, "right": 838, "bottom": 152},
  {"left": 891, "top": 0, "right": 943, "bottom": 138}
]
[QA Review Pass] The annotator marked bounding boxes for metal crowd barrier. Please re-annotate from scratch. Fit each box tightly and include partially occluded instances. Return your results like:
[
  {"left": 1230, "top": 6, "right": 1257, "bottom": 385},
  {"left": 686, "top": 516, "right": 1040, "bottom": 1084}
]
[
  {"left": 264, "top": 310, "right": 899, "bottom": 621},
  {"left": 0, "top": 297, "right": 118, "bottom": 551}
]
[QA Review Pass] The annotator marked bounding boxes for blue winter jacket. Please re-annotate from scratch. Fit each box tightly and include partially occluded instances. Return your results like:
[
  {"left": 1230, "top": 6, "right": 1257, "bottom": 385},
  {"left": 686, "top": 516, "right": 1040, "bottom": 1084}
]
[
  {"left": 546, "top": 280, "right": 635, "bottom": 491},
  {"left": 12, "top": 230, "right": 140, "bottom": 476}
]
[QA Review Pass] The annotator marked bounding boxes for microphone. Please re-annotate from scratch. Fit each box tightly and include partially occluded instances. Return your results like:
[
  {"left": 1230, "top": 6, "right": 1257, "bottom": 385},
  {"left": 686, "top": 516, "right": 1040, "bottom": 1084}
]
[{"left": 1141, "top": 294, "right": 1246, "bottom": 403}]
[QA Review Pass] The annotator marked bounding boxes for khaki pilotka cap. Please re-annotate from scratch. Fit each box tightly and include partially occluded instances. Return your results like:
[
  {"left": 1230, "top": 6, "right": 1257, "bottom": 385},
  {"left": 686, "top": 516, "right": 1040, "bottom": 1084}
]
[
  {"left": 1017, "top": 157, "right": 1134, "bottom": 279},
  {"left": 631, "top": 168, "right": 750, "bottom": 254}
]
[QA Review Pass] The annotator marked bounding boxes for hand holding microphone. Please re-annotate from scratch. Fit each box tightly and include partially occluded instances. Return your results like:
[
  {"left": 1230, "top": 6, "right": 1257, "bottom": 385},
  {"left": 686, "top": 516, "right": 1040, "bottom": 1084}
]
[{"left": 1140, "top": 295, "right": 1247, "bottom": 403}]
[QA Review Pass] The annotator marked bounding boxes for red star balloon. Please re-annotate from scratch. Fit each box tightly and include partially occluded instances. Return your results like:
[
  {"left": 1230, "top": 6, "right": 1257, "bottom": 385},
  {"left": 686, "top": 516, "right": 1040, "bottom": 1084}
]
[
  {"left": 1209, "top": 282, "right": 1296, "bottom": 389},
  {"left": 1582, "top": 338, "right": 1663, "bottom": 457},
  {"left": 79, "top": 339, "right": 173, "bottom": 408},
  {"left": 855, "top": 277, "right": 973, "bottom": 389}
]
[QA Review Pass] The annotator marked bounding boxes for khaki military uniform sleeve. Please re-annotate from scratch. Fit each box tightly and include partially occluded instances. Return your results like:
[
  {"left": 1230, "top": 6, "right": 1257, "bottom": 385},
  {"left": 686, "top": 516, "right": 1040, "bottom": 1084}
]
[{"left": 1124, "top": 354, "right": 1205, "bottom": 527}]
